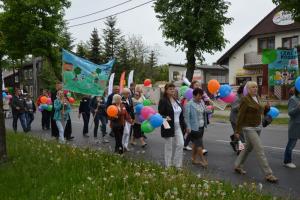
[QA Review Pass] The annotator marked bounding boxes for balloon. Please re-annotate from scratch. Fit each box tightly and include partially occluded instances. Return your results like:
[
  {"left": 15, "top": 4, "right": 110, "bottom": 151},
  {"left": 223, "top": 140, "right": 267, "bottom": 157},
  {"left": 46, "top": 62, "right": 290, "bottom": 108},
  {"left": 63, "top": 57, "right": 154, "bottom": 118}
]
[
  {"left": 184, "top": 88, "right": 193, "bottom": 100},
  {"left": 6, "top": 94, "right": 12, "bottom": 99},
  {"left": 267, "top": 107, "right": 280, "bottom": 119},
  {"left": 141, "top": 106, "right": 156, "bottom": 120},
  {"left": 220, "top": 92, "right": 236, "bottom": 103},
  {"left": 207, "top": 79, "right": 220, "bottom": 94},
  {"left": 141, "top": 120, "right": 154, "bottom": 133},
  {"left": 40, "top": 96, "right": 48, "bottom": 104},
  {"left": 149, "top": 113, "right": 163, "bottom": 128},
  {"left": 219, "top": 84, "right": 232, "bottom": 98},
  {"left": 144, "top": 79, "right": 152, "bottom": 87},
  {"left": 68, "top": 97, "right": 75, "bottom": 104},
  {"left": 46, "top": 98, "right": 52, "bottom": 105},
  {"left": 143, "top": 99, "right": 152, "bottom": 106},
  {"left": 295, "top": 77, "right": 300, "bottom": 93},
  {"left": 41, "top": 104, "right": 48, "bottom": 110},
  {"left": 135, "top": 103, "right": 144, "bottom": 114},
  {"left": 179, "top": 86, "right": 189, "bottom": 97},
  {"left": 47, "top": 105, "right": 53, "bottom": 111},
  {"left": 8, "top": 87, "right": 14, "bottom": 94},
  {"left": 243, "top": 86, "right": 248, "bottom": 96},
  {"left": 67, "top": 92, "right": 72, "bottom": 98},
  {"left": 63, "top": 90, "right": 69, "bottom": 95},
  {"left": 107, "top": 105, "right": 118, "bottom": 117},
  {"left": 138, "top": 114, "right": 145, "bottom": 122},
  {"left": 38, "top": 106, "right": 43, "bottom": 112},
  {"left": 2, "top": 92, "right": 7, "bottom": 98},
  {"left": 183, "top": 77, "right": 191, "bottom": 86},
  {"left": 206, "top": 105, "right": 214, "bottom": 110}
]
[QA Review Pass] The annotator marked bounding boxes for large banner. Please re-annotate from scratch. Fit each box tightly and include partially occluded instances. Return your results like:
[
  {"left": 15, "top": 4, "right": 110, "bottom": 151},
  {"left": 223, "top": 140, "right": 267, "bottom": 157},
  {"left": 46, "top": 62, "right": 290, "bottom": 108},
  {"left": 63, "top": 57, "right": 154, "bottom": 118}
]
[
  {"left": 62, "top": 49, "right": 114, "bottom": 96},
  {"left": 263, "top": 48, "right": 299, "bottom": 86}
]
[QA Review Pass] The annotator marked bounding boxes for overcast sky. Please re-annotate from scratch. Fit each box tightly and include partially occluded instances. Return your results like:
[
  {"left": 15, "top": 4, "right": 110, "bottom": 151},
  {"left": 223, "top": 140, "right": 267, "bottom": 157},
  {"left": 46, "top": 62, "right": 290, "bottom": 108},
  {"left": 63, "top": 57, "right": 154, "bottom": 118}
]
[{"left": 65, "top": 0, "right": 276, "bottom": 65}]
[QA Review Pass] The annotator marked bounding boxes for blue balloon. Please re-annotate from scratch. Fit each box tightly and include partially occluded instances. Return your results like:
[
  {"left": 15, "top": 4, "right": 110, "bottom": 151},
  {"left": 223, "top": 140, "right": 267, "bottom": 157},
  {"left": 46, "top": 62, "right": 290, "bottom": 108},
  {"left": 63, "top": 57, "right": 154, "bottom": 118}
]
[
  {"left": 219, "top": 84, "right": 232, "bottom": 98},
  {"left": 2, "top": 92, "right": 7, "bottom": 98},
  {"left": 41, "top": 104, "right": 48, "bottom": 110},
  {"left": 149, "top": 113, "right": 163, "bottom": 128},
  {"left": 135, "top": 103, "right": 144, "bottom": 114},
  {"left": 295, "top": 77, "right": 300, "bottom": 93},
  {"left": 267, "top": 107, "right": 280, "bottom": 119}
]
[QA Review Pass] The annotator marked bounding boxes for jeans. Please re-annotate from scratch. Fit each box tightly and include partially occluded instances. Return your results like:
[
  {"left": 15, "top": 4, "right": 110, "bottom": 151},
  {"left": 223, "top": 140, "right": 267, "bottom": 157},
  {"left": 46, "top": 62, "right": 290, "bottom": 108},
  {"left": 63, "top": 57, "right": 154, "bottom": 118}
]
[
  {"left": 82, "top": 112, "right": 90, "bottom": 135},
  {"left": 42, "top": 110, "right": 51, "bottom": 129},
  {"left": 94, "top": 114, "right": 107, "bottom": 137},
  {"left": 26, "top": 112, "right": 34, "bottom": 130},
  {"left": 56, "top": 120, "right": 65, "bottom": 142},
  {"left": 235, "top": 127, "right": 273, "bottom": 175},
  {"left": 284, "top": 138, "right": 298, "bottom": 164},
  {"left": 12, "top": 112, "right": 27, "bottom": 132},
  {"left": 164, "top": 123, "right": 184, "bottom": 168}
]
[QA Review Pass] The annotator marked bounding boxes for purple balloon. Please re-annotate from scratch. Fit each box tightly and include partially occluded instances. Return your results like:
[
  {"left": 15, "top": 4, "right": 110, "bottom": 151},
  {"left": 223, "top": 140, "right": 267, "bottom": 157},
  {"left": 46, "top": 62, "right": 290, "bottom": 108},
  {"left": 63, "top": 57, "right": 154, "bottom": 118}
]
[
  {"left": 138, "top": 114, "right": 145, "bottom": 122},
  {"left": 243, "top": 86, "right": 248, "bottom": 96},
  {"left": 220, "top": 92, "right": 236, "bottom": 103},
  {"left": 184, "top": 88, "right": 193, "bottom": 100},
  {"left": 38, "top": 106, "right": 43, "bottom": 112}
]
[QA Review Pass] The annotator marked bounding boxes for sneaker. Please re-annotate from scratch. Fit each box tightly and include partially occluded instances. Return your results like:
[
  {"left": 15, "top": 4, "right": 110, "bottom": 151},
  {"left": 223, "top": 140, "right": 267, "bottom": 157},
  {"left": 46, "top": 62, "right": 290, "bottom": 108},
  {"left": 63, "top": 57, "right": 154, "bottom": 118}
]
[
  {"left": 284, "top": 163, "right": 296, "bottom": 169},
  {"left": 203, "top": 149, "right": 208, "bottom": 155},
  {"left": 83, "top": 134, "right": 89, "bottom": 138},
  {"left": 183, "top": 146, "right": 192, "bottom": 151},
  {"left": 102, "top": 139, "right": 110, "bottom": 143}
]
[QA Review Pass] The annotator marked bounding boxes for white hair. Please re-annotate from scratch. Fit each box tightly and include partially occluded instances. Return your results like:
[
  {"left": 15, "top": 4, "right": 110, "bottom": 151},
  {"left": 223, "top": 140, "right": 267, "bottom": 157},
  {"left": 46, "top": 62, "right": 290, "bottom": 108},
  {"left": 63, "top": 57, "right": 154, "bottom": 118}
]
[
  {"left": 122, "top": 88, "right": 131, "bottom": 94},
  {"left": 112, "top": 94, "right": 122, "bottom": 104}
]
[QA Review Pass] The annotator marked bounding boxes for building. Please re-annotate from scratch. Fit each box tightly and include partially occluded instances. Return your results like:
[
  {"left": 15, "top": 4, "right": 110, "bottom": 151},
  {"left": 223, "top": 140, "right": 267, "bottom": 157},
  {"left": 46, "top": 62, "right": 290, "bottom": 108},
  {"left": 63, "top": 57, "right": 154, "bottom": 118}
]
[
  {"left": 168, "top": 63, "right": 228, "bottom": 88},
  {"left": 217, "top": 7, "right": 300, "bottom": 99},
  {"left": 3, "top": 57, "right": 43, "bottom": 98}
]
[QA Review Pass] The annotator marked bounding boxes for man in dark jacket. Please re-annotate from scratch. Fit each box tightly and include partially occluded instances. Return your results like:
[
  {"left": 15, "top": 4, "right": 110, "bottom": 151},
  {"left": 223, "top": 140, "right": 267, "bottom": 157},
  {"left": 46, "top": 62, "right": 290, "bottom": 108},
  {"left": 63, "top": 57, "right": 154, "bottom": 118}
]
[
  {"left": 90, "top": 96, "right": 108, "bottom": 142},
  {"left": 11, "top": 88, "right": 28, "bottom": 132},
  {"left": 78, "top": 95, "right": 91, "bottom": 137},
  {"left": 25, "top": 94, "right": 36, "bottom": 131}
]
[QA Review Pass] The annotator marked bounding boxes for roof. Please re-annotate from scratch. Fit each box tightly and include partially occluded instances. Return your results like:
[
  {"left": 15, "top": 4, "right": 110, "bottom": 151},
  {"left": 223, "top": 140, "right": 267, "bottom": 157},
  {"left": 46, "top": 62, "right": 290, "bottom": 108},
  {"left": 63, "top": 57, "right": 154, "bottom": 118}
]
[
  {"left": 2, "top": 70, "right": 15, "bottom": 78},
  {"left": 168, "top": 63, "right": 228, "bottom": 70},
  {"left": 217, "top": 6, "right": 300, "bottom": 65}
]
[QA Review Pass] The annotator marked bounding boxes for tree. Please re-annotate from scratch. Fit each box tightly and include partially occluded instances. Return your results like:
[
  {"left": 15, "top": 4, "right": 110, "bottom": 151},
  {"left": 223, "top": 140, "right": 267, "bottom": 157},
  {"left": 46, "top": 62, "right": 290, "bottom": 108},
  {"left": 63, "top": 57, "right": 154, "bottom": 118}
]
[
  {"left": 154, "top": 0, "right": 232, "bottom": 81},
  {"left": 88, "top": 28, "right": 102, "bottom": 64},
  {"left": 74, "top": 67, "right": 81, "bottom": 80},
  {"left": 76, "top": 41, "right": 89, "bottom": 59},
  {"left": 273, "top": 0, "right": 300, "bottom": 22},
  {"left": 102, "top": 16, "right": 123, "bottom": 62},
  {"left": 147, "top": 50, "right": 158, "bottom": 68}
]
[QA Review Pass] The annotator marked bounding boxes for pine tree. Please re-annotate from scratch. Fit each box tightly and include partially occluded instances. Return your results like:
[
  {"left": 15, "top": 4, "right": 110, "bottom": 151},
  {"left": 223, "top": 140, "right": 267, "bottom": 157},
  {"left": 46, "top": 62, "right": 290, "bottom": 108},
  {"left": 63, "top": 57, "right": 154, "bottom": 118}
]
[
  {"left": 88, "top": 28, "right": 102, "bottom": 64},
  {"left": 76, "top": 41, "right": 89, "bottom": 59}
]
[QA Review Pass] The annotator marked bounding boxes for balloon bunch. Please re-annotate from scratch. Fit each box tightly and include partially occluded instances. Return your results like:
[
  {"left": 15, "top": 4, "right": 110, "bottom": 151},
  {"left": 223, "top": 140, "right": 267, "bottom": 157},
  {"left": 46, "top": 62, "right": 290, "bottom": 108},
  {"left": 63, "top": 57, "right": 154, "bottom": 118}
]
[
  {"left": 207, "top": 79, "right": 236, "bottom": 103},
  {"left": 64, "top": 90, "right": 75, "bottom": 104},
  {"left": 135, "top": 103, "right": 163, "bottom": 134},
  {"left": 2, "top": 91, "right": 12, "bottom": 100},
  {"left": 38, "top": 96, "right": 53, "bottom": 112},
  {"left": 267, "top": 107, "right": 280, "bottom": 119},
  {"left": 179, "top": 85, "right": 193, "bottom": 100}
]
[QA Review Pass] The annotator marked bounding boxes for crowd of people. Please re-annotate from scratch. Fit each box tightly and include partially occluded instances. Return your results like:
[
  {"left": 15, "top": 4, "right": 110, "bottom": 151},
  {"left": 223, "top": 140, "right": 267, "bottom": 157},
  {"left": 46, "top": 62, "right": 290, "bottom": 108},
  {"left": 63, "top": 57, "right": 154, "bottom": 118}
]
[{"left": 6, "top": 79, "right": 300, "bottom": 184}]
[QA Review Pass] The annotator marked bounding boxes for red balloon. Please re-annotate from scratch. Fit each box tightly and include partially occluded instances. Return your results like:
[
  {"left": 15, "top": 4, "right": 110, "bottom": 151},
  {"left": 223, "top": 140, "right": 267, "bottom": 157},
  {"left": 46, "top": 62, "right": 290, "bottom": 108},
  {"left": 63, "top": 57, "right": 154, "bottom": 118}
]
[
  {"left": 144, "top": 79, "right": 152, "bottom": 87},
  {"left": 68, "top": 97, "right": 75, "bottom": 104}
]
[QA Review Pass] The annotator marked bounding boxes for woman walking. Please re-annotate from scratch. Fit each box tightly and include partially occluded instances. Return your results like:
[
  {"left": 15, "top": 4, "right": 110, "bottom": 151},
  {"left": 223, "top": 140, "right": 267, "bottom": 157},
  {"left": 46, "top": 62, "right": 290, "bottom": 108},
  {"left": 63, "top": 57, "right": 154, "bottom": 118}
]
[
  {"left": 185, "top": 88, "right": 208, "bottom": 167},
  {"left": 53, "top": 90, "right": 71, "bottom": 144},
  {"left": 121, "top": 88, "right": 134, "bottom": 151},
  {"left": 234, "top": 81, "right": 278, "bottom": 183},
  {"left": 158, "top": 83, "right": 185, "bottom": 168},
  {"left": 110, "top": 94, "right": 132, "bottom": 154},
  {"left": 283, "top": 87, "right": 300, "bottom": 168}
]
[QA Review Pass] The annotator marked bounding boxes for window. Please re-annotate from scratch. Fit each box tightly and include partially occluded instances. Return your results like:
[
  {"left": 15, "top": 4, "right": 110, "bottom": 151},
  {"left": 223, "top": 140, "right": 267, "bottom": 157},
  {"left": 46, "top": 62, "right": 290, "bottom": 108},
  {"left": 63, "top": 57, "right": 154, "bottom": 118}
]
[
  {"left": 24, "top": 70, "right": 28, "bottom": 80},
  {"left": 29, "top": 86, "right": 33, "bottom": 96},
  {"left": 28, "top": 69, "right": 33, "bottom": 79},
  {"left": 258, "top": 37, "right": 275, "bottom": 52},
  {"left": 282, "top": 36, "right": 299, "bottom": 49}
]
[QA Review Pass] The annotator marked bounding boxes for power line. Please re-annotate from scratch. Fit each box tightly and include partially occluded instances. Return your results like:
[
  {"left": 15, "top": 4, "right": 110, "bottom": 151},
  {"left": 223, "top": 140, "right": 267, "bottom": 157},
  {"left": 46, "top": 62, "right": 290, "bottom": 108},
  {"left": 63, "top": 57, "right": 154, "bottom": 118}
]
[
  {"left": 68, "top": 0, "right": 155, "bottom": 28},
  {"left": 66, "top": 0, "right": 133, "bottom": 21}
]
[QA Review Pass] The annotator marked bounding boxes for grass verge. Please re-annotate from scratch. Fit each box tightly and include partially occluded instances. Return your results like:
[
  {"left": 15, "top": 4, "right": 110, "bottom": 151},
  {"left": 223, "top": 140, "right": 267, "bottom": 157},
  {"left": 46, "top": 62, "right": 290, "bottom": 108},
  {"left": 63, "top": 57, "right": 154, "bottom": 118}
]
[
  {"left": 212, "top": 114, "right": 289, "bottom": 125},
  {"left": 0, "top": 132, "right": 274, "bottom": 199}
]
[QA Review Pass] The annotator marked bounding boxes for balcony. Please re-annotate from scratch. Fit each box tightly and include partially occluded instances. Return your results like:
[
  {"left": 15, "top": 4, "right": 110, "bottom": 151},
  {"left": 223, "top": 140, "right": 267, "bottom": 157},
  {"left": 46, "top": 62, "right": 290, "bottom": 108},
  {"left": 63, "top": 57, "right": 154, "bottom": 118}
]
[{"left": 244, "top": 52, "right": 262, "bottom": 68}]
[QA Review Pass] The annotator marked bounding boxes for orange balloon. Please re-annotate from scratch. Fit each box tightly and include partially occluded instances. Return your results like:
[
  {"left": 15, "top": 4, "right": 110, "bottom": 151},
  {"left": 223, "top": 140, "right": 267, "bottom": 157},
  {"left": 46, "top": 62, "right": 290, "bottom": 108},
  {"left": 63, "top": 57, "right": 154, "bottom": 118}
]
[
  {"left": 107, "top": 105, "right": 118, "bottom": 117},
  {"left": 68, "top": 97, "right": 75, "bottom": 104},
  {"left": 40, "top": 96, "right": 48, "bottom": 104},
  {"left": 207, "top": 79, "right": 220, "bottom": 94}
]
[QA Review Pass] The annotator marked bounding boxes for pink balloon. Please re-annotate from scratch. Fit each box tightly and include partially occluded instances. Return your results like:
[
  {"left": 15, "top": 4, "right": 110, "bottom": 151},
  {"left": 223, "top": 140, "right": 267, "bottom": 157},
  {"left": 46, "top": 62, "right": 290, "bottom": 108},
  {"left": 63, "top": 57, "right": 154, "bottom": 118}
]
[
  {"left": 46, "top": 98, "right": 52, "bottom": 104},
  {"left": 6, "top": 95, "right": 12, "bottom": 99},
  {"left": 206, "top": 105, "right": 214, "bottom": 110},
  {"left": 220, "top": 92, "right": 236, "bottom": 103},
  {"left": 141, "top": 106, "right": 156, "bottom": 120},
  {"left": 243, "top": 86, "right": 248, "bottom": 96}
]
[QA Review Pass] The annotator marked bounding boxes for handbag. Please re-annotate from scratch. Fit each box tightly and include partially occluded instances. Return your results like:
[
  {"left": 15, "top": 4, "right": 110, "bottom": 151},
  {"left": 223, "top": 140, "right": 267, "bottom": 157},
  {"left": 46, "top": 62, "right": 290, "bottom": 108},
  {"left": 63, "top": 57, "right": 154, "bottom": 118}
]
[{"left": 190, "top": 127, "right": 204, "bottom": 139}]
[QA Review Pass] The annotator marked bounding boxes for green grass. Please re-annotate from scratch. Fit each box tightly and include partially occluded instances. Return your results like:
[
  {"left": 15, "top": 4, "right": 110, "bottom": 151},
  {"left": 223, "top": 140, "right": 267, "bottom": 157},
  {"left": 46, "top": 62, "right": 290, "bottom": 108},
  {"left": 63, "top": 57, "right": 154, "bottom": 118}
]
[
  {"left": 212, "top": 115, "right": 289, "bottom": 125},
  {"left": 0, "top": 132, "right": 275, "bottom": 200}
]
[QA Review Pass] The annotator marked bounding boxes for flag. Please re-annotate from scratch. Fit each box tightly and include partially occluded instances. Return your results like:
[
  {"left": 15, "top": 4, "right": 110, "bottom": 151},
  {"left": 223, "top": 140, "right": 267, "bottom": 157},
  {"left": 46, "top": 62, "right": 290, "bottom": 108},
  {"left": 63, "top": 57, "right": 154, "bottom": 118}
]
[
  {"left": 119, "top": 71, "right": 126, "bottom": 93},
  {"left": 108, "top": 73, "right": 115, "bottom": 95},
  {"left": 127, "top": 70, "right": 134, "bottom": 88},
  {"left": 62, "top": 49, "right": 114, "bottom": 96}
]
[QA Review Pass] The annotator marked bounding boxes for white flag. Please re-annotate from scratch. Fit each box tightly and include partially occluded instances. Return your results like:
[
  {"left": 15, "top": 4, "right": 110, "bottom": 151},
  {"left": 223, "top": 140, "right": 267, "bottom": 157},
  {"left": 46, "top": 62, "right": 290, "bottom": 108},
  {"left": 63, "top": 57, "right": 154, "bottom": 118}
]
[
  {"left": 108, "top": 73, "right": 115, "bottom": 95},
  {"left": 127, "top": 70, "right": 134, "bottom": 88}
]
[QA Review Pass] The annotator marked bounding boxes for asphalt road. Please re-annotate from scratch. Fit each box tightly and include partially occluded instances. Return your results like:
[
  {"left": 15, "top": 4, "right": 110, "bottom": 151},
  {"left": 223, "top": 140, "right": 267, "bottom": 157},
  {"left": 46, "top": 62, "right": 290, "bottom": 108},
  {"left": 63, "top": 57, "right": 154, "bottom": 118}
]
[{"left": 4, "top": 111, "right": 300, "bottom": 199}]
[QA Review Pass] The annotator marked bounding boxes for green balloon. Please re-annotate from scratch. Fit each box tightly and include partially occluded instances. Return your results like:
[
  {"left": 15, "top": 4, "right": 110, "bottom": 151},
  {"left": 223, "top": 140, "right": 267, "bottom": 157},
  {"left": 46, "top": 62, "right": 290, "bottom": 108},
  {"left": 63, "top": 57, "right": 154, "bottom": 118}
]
[
  {"left": 67, "top": 93, "right": 72, "bottom": 98},
  {"left": 143, "top": 99, "right": 152, "bottom": 106},
  {"left": 141, "top": 120, "right": 154, "bottom": 134},
  {"left": 179, "top": 86, "right": 189, "bottom": 97},
  {"left": 47, "top": 105, "right": 53, "bottom": 111}
]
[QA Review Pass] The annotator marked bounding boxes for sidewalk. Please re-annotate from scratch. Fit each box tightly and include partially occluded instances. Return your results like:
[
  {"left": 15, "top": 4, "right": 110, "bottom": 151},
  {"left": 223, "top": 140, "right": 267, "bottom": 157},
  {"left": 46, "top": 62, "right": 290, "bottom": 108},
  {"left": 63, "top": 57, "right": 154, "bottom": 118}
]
[{"left": 214, "top": 109, "right": 289, "bottom": 118}]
